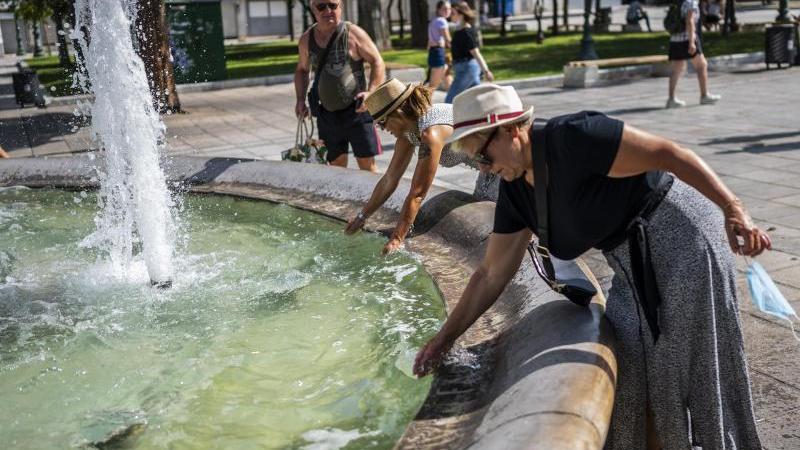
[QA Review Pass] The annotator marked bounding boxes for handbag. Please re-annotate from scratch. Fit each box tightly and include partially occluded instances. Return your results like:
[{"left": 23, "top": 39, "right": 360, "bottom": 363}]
[
  {"left": 528, "top": 122, "right": 597, "bottom": 307},
  {"left": 307, "top": 23, "right": 343, "bottom": 117},
  {"left": 282, "top": 117, "right": 327, "bottom": 164}
]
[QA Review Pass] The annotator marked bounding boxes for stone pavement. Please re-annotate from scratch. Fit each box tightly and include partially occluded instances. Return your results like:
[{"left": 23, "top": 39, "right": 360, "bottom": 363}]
[{"left": 1, "top": 53, "right": 799, "bottom": 447}]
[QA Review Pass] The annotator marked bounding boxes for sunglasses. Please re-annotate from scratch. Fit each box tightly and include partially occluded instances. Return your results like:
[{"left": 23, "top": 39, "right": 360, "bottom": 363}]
[
  {"left": 376, "top": 116, "right": 388, "bottom": 130},
  {"left": 469, "top": 128, "right": 498, "bottom": 166},
  {"left": 314, "top": 2, "right": 339, "bottom": 12},
  {"left": 526, "top": 242, "right": 596, "bottom": 307}
]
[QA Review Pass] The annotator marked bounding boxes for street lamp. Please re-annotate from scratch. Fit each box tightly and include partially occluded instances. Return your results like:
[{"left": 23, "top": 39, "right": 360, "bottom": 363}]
[
  {"left": 776, "top": 0, "right": 790, "bottom": 23},
  {"left": 579, "top": 0, "right": 598, "bottom": 60},
  {"left": 14, "top": 12, "right": 25, "bottom": 56}
]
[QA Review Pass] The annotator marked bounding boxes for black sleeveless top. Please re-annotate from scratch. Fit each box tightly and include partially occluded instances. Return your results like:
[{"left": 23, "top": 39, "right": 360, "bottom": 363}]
[{"left": 308, "top": 21, "right": 367, "bottom": 111}]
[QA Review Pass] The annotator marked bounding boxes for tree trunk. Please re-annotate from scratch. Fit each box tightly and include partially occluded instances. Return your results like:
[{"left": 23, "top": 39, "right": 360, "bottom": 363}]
[
  {"left": 410, "top": 0, "right": 428, "bottom": 48},
  {"left": 563, "top": 0, "right": 568, "bottom": 28},
  {"left": 398, "top": 0, "right": 405, "bottom": 39},
  {"left": 386, "top": 0, "right": 394, "bottom": 36},
  {"left": 500, "top": 0, "right": 507, "bottom": 36},
  {"left": 358, "top": 0, "right": 391, "bottom": 50},
  {"left": 551, "top": 0, "right": 559, "bottom": 34},
  {"left": 135, "top": 0, "right": 181, "bottom": 113}
]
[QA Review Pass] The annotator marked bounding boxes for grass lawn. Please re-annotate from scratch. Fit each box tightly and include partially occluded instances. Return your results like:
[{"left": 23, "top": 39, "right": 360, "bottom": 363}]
[{"left": 28, "top": 30, "right": 763, "bottom": 97}]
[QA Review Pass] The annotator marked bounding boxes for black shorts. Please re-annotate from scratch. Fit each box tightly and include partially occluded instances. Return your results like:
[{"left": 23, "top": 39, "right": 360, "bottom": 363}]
[
  {"left": 317, "top": 103, "right": 382, "bottom": 162},
  {"left": 668, "top": 38, "right": 703, "bottom": 61}
]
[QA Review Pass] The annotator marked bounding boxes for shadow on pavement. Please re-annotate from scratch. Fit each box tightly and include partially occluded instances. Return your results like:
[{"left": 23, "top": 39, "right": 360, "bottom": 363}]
[
  {"left": 703, "top": 130, "right": 800, "bottom": 145},
  {"left": 0, "top": 112, "right": 89, "bottom": 152}
]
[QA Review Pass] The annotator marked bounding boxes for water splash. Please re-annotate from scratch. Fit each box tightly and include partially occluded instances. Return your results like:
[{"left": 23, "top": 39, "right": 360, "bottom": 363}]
[{"left": 72, "top": 0, "right": 174, "bottom": 285}]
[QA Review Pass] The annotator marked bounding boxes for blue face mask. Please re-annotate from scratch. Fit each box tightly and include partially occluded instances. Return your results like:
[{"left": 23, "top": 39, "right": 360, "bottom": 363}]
[{"left": 746, "top": 260, "right": 800, "bottom": 341}]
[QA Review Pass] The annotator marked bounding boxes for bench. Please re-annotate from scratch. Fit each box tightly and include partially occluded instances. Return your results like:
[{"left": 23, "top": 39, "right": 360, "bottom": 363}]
[{"left": 563, "top": 55, "right": 671, "bottom": 88}]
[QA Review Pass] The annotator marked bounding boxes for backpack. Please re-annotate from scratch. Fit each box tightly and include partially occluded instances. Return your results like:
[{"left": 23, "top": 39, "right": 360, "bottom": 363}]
[{"left": 663, "top": 1, "right": 686, "bottom": 34}]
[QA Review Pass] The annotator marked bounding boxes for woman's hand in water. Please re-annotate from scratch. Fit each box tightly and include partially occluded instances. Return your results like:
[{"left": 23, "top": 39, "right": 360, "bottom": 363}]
[
  {"left": 413, "top": 332, "right": 453, "bottom": 377},
  {"left": 382, "top": 237, "right": 403, "bottom": 255},
  {"left": 344, "top": 212, "right": 367, "bottom": 235}
]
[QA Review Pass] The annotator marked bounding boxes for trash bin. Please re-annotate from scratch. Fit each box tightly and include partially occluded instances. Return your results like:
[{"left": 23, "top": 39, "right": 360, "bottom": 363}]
[
  {"left": 165, "top": 0, "right": 227, "bottom": 84},
  {"left": 765, "top": 24, "right": 796, "bottom": 69},
  {"left": 11, "top": 70, "right": 46, "bottom": 108}
]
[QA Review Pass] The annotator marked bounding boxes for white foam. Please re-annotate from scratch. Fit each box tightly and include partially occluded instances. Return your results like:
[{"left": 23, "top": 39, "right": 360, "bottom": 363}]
[{"left": 73, "top": 0, "right": 175, "bottom": 285}]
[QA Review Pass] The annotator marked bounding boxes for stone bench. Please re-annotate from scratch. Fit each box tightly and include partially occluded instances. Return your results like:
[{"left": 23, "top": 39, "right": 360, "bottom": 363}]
[{"left": 563, "top": 55, "right": 670, "bottom": 88}]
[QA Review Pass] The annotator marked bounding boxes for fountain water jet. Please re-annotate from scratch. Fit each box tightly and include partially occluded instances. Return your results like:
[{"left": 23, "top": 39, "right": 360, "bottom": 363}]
[{"left": 72, "top": 0, "right": 175, "bottom": 286}]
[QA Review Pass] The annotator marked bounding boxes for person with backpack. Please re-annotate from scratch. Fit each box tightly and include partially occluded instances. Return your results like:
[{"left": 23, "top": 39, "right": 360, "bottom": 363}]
[
  {"left": 664, "top": 0, "right": 720, "bottom": 108},
  {"left": 294, "top": 0, "right": 385, "bottom": 172}
]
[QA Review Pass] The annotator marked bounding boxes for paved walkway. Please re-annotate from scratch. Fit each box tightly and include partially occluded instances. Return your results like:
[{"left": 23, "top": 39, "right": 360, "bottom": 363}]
[{"left": 1, "top": 53, "right": 799, "bottom": 448}]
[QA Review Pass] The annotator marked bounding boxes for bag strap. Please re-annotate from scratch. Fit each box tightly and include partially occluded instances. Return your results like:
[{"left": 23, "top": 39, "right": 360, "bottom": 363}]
[
  {"left": 531, "top": 121, "right": 557, "bottom": 281},
  {"left": 311, "top": 22, "right": 344, "bottom": 87}
]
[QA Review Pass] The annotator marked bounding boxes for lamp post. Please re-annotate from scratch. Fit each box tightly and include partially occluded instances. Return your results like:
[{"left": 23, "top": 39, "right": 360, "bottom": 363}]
[
  {"left": 579, "top": 0, "right": 598, "bottom": 60},
  {"left": 776, "top": 0, "right": 790, "bottom": 23},
  {"left": 14, "top": 12, "right": 25, "bottom": 56}
]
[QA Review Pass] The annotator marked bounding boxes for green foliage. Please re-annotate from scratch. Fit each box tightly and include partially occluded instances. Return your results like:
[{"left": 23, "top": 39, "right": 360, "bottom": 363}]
[
  {"left": 28, "top": 30, "right": 764, "bottom": 97},
  {"left": 15, "top": 0, "right": 52, "bottom": 21}
]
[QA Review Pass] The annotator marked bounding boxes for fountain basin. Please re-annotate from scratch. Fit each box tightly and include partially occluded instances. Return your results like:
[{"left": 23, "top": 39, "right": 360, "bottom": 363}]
[{"left": 0, "top": 156, "right": 617, "bottom": 449}]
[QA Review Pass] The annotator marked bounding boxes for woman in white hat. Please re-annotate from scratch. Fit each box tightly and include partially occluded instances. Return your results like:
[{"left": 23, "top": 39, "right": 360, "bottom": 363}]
[
  {"left": 413, "top": 84, "right": 769, "bottom": 449},
  {"left": 345, "top": 78, "right": 486, "bottom": 254}
]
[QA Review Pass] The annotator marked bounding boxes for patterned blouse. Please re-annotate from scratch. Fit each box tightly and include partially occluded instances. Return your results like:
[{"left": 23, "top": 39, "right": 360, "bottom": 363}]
[{"left": 402, "top": 103, "right": 499, "bottom": 201}]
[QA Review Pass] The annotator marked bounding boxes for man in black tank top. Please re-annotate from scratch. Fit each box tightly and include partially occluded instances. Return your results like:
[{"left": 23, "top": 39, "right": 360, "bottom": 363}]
[{"left": 294, "top": 0, "right": 386, "bottom": 172}]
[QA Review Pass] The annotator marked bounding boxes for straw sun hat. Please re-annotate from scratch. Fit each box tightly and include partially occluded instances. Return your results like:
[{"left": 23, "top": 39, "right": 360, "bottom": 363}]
[
  {"left": 445, "top": 84, "right": 534, "bottom": 146},
  {"left": 364, "top": 78, "right": 419, "bottom": 122}
]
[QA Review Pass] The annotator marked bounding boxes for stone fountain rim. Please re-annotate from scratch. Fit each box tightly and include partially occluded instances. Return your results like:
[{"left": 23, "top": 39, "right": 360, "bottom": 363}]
[{"left": 0, "top": 155, "right": 616, "bottom": 450}]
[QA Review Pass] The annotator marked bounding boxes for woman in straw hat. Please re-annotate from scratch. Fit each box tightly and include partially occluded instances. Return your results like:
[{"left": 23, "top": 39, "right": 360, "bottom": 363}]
[
  {"left": 413, "top": 84, "right": 768, "bottom": 449},
  {"left": 346, "top": 78, "right": 490, "bottom": 254}
]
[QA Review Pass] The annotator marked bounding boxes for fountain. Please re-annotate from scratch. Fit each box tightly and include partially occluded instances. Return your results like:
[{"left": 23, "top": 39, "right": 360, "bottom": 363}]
[
  {"left": 0, "top": 0, "right": 618, "bottom": 447},
  {"left": 72, "top": 0, "right": 175, "bottom": 287}
]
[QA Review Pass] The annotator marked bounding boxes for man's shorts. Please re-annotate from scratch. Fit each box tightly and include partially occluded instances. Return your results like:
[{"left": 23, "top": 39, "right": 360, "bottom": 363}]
[
  {"left": 428, "top": 47, "right": 446, "bottom": 68},
  {"left": 668, "top": 37, "right": 703, "bottom": 61},
  {"left": 317, "top": 103, "right": 382, "bottom": 162}
]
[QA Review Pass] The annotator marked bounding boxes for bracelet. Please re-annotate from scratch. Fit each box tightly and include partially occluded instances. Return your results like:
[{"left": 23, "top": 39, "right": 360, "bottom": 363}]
[
  {"left": 722, "top": 197, "right": 743, "bottom": 213},
  {"left": 356, "top": 211, "right": 368, "bottom": 221}
]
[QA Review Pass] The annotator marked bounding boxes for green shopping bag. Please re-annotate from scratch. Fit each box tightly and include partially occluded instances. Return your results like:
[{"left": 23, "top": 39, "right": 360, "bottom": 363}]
[{"left": 282, "top": 118, "right": 327, "bottom": 164}]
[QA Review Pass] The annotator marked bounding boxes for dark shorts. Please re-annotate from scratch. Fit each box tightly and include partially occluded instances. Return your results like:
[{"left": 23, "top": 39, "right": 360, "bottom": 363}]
[
  {"left": 668, "top": 38, "right": 703, "bottom": 61},
  {"left": 428, "top": 47, "right": 446, "bottom": 68},
  {"left": 317, "top": 103, "right": 382, "bottom": 162}
]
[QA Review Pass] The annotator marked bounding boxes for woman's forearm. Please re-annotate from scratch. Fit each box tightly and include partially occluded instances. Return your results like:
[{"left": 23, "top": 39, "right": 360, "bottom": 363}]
[
  {"left": 666, "top": 144, "right": 738, "bottom": 209},
  {"left": 362, "top": 175, "right": 400, "bottom": 218},
  {"left": 471, "top": 49, "right": 490, "bottom": 73},
  {"left": 391, "top": 193, "right": 424, "bottom": 241}
]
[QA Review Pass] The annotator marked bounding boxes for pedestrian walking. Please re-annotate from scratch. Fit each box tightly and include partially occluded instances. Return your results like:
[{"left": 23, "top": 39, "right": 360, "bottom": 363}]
[
  {"left": 445, "top": 2, "right": 493, "bottom": 104},
  {"left": 666, "top": 0, "right": 721, "bottom": 108},
  {"left": 414, "top": 84, "right": 767, "bottom": 450},
  {"left": 427, "top": 1, "right": 453, "bottom": 91},
  {"left": 294, "top": 0, "right": 385, "bottom": 172},
  {"left": 626, "top": 0, "right": 652, "bottom": 32}
]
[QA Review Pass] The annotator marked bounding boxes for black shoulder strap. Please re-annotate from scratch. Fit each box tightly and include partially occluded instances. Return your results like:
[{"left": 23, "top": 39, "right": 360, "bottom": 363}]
[
  {"left": 313, "top": 22, "right": 344, "bottom": 76},
  {"left": 531, "top": 121, "right": 557, "bottom": 280}
]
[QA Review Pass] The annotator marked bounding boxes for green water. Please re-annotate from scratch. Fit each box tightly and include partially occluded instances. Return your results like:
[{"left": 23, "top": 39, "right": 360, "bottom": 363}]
[{"left": 0, "top": 187, "right": 445, "bottom": 449}]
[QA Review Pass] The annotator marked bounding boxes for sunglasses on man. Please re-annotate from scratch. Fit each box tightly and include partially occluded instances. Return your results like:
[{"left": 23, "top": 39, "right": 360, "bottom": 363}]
[{"left": 315, "top": 2, "right": 339, "bottom": 12}]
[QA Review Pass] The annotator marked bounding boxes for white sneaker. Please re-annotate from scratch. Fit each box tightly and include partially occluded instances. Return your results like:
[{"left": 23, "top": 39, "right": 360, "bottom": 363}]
[
  {"left": 700, "top": 93, "right": 721, "bottom": 105},
  {"left": 666, "top": 97, "right": 686, "bottom": 109}
]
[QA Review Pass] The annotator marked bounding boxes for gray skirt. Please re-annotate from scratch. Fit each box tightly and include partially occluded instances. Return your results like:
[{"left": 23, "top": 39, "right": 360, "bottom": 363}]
[{"left": 603, "top": 180, "right": 762, "bottom": 450}]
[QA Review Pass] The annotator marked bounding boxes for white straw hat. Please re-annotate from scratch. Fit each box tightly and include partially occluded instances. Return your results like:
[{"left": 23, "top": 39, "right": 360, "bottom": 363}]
[{"left": 445, "top": 84, "right": 534, "bottom": 146}]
